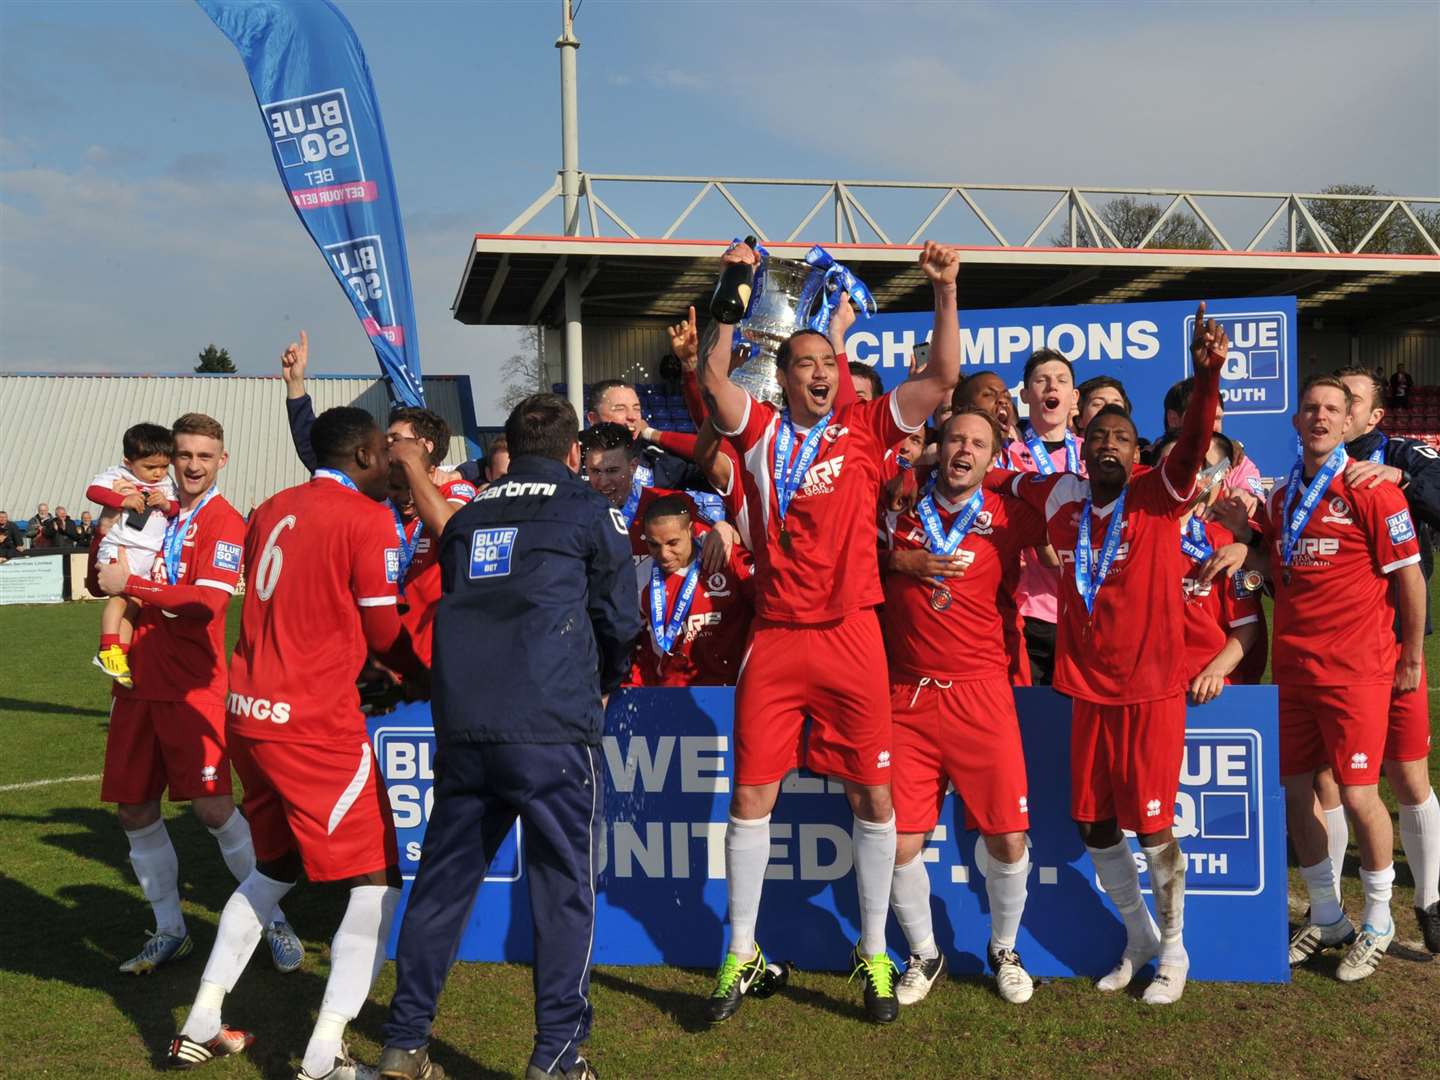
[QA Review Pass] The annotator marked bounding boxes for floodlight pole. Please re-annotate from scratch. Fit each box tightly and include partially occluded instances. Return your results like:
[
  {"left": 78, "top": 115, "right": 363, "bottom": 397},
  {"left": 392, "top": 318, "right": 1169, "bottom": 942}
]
[{"left": 558, "top": 0, "right": 584, "bottom": 421}]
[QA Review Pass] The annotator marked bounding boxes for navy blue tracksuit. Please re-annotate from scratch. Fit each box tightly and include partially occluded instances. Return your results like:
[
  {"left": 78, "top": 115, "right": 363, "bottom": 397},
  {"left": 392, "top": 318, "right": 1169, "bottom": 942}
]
[{"left": 383, "top": 454, "right": 641, "bottom": 1075}]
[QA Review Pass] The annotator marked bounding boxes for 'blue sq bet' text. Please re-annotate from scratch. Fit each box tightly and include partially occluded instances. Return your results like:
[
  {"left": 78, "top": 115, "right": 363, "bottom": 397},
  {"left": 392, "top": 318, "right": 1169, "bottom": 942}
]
[{"left": 469, "top": 528, "right": 518, "bottom": 580}]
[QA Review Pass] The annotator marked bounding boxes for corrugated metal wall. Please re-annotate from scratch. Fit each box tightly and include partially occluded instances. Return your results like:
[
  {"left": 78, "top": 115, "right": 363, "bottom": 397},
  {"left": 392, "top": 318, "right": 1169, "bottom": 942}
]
[
  {"left": 1299, "top": 330, "right": 1440, "bottom": 383},
  {"left": 542, "top": 321, "right": 673, "bottom": 392},
  {"left": 0, "top": 375, "right": 472, "bottom": 524}
]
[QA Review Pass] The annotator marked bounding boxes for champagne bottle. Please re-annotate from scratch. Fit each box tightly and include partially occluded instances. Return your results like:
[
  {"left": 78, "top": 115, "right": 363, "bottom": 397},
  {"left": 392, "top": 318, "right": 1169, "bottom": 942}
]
[{"left": 709, "top": 236, "right": 758, "bottom": 324}]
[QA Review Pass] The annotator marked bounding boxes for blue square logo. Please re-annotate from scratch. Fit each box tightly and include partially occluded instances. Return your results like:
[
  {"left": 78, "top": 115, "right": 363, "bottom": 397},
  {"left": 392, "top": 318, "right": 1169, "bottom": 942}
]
[
  {"left": 469, "top": 527, "right": 518, "bottom": 580},
  {"left": 212, "top": 541, "right": 242, "bottom": 573}
]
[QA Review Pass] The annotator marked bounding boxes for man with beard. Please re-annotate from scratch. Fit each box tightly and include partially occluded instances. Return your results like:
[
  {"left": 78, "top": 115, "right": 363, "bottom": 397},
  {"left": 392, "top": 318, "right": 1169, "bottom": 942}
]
[{"left": 698, "top": 239, "right": 962, "bottom": 1024}]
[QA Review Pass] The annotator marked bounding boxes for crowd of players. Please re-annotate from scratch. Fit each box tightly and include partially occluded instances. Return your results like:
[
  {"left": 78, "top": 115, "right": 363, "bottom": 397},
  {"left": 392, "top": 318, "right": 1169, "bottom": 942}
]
[{"left": 83, "top": 241, "right": 1438, "bottom": 1079}]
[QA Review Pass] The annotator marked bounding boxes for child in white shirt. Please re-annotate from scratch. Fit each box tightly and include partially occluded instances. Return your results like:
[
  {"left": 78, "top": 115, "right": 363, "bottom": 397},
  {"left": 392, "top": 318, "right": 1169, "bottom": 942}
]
[{"left": 87, "top": 423, "right": 178, "bottom": 688}]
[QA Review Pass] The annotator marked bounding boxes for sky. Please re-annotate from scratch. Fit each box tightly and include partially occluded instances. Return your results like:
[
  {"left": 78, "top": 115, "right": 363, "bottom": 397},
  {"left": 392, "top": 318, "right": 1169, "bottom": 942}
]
[{"left": 1, "top": 0, "right": 1437, "bottom": 423}]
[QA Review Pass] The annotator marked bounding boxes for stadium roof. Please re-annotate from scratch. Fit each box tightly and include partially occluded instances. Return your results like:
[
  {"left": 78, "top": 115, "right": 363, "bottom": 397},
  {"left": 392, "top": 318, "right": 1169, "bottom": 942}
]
[
  {"left": 455, "top": 234, "right": 1440, "bottom": 331},
  {"left": 452, "top": 176, "right": 1440, "bottom": 331},
  {"left": 0, "top": 374, "right": 479, "bottom": 525}
]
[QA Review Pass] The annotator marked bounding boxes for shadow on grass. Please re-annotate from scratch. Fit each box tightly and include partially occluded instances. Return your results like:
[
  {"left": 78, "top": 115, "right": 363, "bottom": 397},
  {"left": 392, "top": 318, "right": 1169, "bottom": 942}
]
[
  {"left": 0, "top": 694, "right": 112, "bottom": 719},
  {"left": 0, "top": 808, "right": 507, "bottom": 1079},
  {"left": 589, "top": 967, "right": 714, "bottom": 1034}
]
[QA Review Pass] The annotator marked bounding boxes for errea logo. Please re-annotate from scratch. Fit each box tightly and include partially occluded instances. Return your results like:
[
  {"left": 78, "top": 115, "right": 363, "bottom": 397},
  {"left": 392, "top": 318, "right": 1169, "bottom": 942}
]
[
  {"left": 1349, "top": 752, "right": 1369, "bottom": 771},
  {"left": 876, "top": 750, "right": 891, "bottom": 769},
  {"left": 1018, "top": 796, "right": 1029, "bottom": 814},
  {"left": 1146, "top": 799, "right": 1163, "bottom": 817}
]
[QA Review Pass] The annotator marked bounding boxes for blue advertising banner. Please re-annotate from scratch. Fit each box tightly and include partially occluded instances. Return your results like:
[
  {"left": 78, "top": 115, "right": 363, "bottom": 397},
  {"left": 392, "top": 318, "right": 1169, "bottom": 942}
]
[
  {"left": 369, "top": 686, "right": 1288, "bottom": 983},
  {"left": 198, "top": 0, "right": 425, "bottom": 407},
  {"left": 844, "top": 297, "right": 1297, "bottom": 476}
]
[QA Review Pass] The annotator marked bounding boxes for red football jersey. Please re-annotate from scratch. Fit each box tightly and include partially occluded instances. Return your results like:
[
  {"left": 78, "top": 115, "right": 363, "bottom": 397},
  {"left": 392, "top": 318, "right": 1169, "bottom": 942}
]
[
  {"left": 1005, "top": 459, "right": 1200, "bottom": 704},
  {"left": 398, "top": 477, "right": 476, "bottom": 665},
  {"left": 720, "top": 392, "right": 917, "bottom": 624},
  {"left": 227, "top": 475, "right": 401, "bottom": 743},
  {"left": 881, "top": 489, "right": 1048, "bottom": 682},
  {"left": 1263, "top": 474, "right": 1419, "bottom": 687},
  {"left": 631, "top": 544, "right": 755, "bottom": 686},
  {"left": 1180, "top": 518, "right": 1262, "bottom": 681},
  {"left": 126, "top": 493, "right": 246, "bottom": 705}
]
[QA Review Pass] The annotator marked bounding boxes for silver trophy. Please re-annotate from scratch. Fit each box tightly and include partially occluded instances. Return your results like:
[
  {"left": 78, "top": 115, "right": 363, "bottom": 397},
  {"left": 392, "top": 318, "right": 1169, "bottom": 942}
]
[{"left": 729, "top": 255, "right": 832, "bottom": 406}]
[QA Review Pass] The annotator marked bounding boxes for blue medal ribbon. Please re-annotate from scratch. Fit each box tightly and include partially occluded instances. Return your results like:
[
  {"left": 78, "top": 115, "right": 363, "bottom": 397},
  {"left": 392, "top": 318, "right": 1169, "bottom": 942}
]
[
  {"left": 772, "top": 408, "right": 834, "bottom": 528},
  {"left": 622, "top": 462, "right": 653, "bottom": 527},
  {"left": 1281, "top": 444, "right": 1348, "bottom": 567},
  {"left": 161, "top": 486, "right": 217, "bottom": 585},
  {"left": 388, "top": 500, "right": 421, "bottom": 595},
  {"left": 1366, "top": 432, "right": 1389, "bottom": 464},
  {"left": 1023, "top": 424, "right": 1079, "bottom": 476},
  {"left": 1075, "top": 490, "right": 1127, "bottom": 614},
  {"left": 916, "top": 490, "right": 985, "bottom": 556},
  {"left": 314, "top": 468, "right": 359, "bottom": 492},
  {"left": 649, "top": 557, "right": 703, "bottom": 654},
  {"left": 801, "top": 245, "right": 878, "bottom": 333},
  {"left": 1179, "top": 515, "right": 1213, "bottom": 562}
]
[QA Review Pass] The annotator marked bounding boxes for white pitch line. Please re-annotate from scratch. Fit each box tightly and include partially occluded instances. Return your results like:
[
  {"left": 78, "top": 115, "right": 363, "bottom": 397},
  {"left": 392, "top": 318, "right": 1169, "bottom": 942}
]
[{"left": 0, "top": 773, "right": 100, "bottom": 793}]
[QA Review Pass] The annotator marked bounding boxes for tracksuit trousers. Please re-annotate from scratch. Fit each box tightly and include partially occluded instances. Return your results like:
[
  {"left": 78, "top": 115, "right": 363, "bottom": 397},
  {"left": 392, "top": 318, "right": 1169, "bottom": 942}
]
[{"left": 383, "top": 740, "right": 602, "bottom": 1076}]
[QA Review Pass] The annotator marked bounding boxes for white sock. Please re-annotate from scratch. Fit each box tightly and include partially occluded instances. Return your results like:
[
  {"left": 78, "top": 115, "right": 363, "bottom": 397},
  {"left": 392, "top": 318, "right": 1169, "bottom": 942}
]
[
  {"left": 1324, "top": 804, "right": 1349, "bottom": 906},
  {"left": 985, "top": 850, "right": 1030, "bottom": 952},
  {"left": 1359, "top": 863, "right": 1395, "bottom": 933},
  {"left": 302, "top": 885, "right": 400, "bottom": 1078},
  {"left": 207, "top": 811, "right": 287, "bottom": 928},
  {"left": 1142, "top": 842, "right": 1187, "bottom": 966},
  {"left": 1300, "top": 859, "right": 1344, "bottom": 926},
  {"left": 724, "top": 814, "right": 770, "bottom": 960},
  {"left": 1398, "top": 792, "right": 1440, "bottom": 911},
  {"left": 853, "top": 814, "right": 897, "bottom": 957},
  {"left": 180, "top": 871, "right": 293, "bottom": 1042},
  {"left": 1088, "top": 842, "right": 1159, "bottom": 947},
  {"left": 125, "top": 819, "right": 185, "bottom": 936},
  {"left": 889, "top": 852, "right": 937, "bottom": 959}
]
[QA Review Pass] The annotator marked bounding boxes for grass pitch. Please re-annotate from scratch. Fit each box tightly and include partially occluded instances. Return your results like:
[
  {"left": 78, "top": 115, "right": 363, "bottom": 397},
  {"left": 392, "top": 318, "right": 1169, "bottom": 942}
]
[{"left": 1, "top": 600, "right": 1437, "bottom": 1079}]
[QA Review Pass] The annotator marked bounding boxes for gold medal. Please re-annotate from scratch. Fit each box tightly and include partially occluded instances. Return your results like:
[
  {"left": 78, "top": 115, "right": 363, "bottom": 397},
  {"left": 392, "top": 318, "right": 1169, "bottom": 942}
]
[
  {"left": 929, "top": 586, "right": 952, "bottom": 611},
  {"left": 1241, "top": 570, "right": 1263, "bottom": 593}
]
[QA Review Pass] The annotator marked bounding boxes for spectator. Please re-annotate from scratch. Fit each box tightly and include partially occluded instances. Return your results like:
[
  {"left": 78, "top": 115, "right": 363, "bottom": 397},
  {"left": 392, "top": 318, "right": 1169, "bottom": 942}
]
[
  {"left": 75, "top": 511, "right": 97, "bottom": 546},
  {"left": 28, "top": 503, "right": 53, "bottom": 550},
  {"left": 0, "top": 511, "right": 21, "bottom": 560},
  {"left": 45, "top": 506, "right": 81, "bottom": 550},
  {"left": 1390, "top": 363, "right": 1414, "bottom": 410}
]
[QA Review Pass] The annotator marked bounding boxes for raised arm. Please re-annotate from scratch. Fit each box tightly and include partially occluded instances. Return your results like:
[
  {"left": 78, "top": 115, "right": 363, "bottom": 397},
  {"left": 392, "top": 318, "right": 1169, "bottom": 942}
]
[
  {"left": 1162, "top": 303, "right": 1226, "bottom": 498},
  {"left": 892, "top": 242, "right": 961, "bottom": 429},
  {"left": 281, "top": 330, "right": 317, "bottom": 471},
  {"left": 699, "top": 245, "right": 759, "bottom": 435}
]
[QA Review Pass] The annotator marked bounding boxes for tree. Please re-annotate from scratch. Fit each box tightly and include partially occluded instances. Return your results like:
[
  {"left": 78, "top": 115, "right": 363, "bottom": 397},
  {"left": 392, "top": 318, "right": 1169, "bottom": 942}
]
[
  {"left": 499, "top": 326, "right": 547, "bottom": 413},
  {"left": 1289, "top": 184, "right": 1440, "bottom": 254},
  {"left": 1051, "top": 195, "right": 1215, "bottom": 250},
  {"left": 194, "top": 344, "right": 236, "bottom": 373}
]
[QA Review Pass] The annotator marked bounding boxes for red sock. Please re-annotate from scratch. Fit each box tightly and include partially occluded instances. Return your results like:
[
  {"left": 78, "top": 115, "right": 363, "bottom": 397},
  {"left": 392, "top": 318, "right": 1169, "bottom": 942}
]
[
  {"left": 100, "top": 634, "right": 120, "bottom": 649},
  {"left": 118, "top": 641, "right": 130, "bottom": 654}
]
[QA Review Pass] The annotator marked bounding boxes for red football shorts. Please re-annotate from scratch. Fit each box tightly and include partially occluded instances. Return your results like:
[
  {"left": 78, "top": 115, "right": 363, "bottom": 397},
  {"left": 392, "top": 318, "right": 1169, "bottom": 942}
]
[
  {"left": 1278, "top": 682, "right": 1389, "bottom": 784},
  {"left": 734, "top": 608, "right": 892, "bottom": 787},
  {"left": 1386, "top": 649, "right": 1432, "bottom": 764},
  {"left": 101, "top": 695, "right": 230, "bottom": 804},
  {"left": 1070, "top": 695, "right": 1186, "bottom": 834},
  {"left": 889, "top": 676, "right": 1029, "bottom": 836},
  {"left": 229, "top": 733, "right": 397, "bottom": 883}
]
